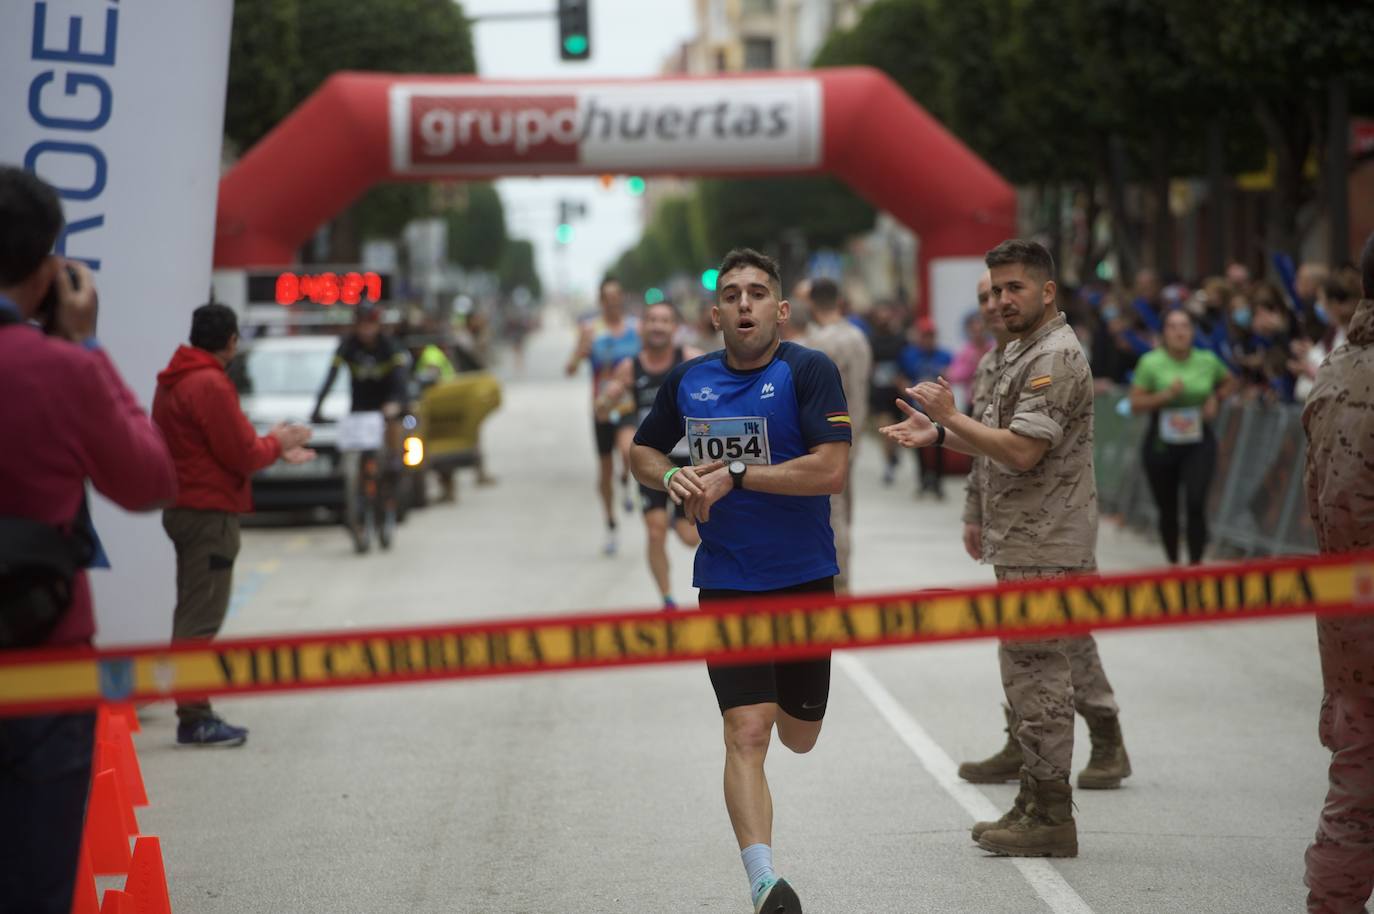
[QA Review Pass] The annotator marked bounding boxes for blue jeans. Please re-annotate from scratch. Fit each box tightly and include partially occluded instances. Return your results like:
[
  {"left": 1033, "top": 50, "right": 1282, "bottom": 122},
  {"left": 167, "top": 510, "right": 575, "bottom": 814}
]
[{"left": 0, "top": 711, "right": 96, "bottom": 914}]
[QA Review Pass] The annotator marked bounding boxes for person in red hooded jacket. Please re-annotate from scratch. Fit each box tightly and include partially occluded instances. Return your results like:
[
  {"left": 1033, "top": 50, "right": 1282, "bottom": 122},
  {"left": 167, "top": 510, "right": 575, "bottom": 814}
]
[{"left": 152, "top": 303, "right": 314, "bottom": 747}]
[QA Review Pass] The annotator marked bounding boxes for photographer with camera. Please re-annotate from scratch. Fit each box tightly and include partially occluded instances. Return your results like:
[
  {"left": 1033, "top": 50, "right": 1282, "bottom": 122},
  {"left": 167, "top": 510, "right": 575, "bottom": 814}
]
[{"left": 0, "top": 166, "right": 177, "bottom": 914}]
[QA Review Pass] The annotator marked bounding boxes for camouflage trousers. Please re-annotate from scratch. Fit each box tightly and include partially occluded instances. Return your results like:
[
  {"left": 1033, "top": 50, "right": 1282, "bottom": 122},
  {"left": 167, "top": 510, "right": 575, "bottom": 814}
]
[
  {"left": 995, "top": 565, "right": 1118, "bottom": 781},
  {"left": 1305, "top": 618, "right": 1374, "bottom": 914}
]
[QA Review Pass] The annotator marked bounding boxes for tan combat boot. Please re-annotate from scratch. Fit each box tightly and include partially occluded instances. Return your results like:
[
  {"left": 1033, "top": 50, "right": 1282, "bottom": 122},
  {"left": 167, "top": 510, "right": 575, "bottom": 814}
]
[
  {"left": 1077, "top": 712, "right": 1131, "bottom": 790},
  {"left": 958, "top": 705, "right": 1022, "bottom": 784},
  {"left": 971, "top": 771, "right": 1031, "bottom": 843},
  {"left": 976, "top": 776, "right": 1078, "bottom": 858}
]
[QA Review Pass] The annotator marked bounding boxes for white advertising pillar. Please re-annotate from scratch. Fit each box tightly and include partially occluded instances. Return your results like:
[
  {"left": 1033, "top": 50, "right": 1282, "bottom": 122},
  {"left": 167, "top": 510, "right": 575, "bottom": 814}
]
[{"left": 0, "top": 0, "right": 234, "bottom": 645}]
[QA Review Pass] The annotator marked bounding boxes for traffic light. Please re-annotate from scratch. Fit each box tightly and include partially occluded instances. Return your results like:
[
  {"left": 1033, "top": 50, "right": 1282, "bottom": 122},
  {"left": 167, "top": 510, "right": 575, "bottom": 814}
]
[
  {"left": 556, "top": 199, "right": 586, "bottom": 245},
  {"left": 700, "top": 268, "right": 720, "bottom": 291},
  {"left": 558, "top": 199, "right": 586, "bottom": 224},
  {"left": 558, "top": 0, "right": 591, "bottom": 61},
  {"left": 625, "top": 176, "right": 646, "bottom": 196}
]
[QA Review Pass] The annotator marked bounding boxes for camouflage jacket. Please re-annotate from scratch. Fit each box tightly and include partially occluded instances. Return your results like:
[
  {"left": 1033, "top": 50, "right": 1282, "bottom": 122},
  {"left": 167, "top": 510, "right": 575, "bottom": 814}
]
[
  {"left": 1302, "top": 298, "right": 1374, "bottom": 694},
  {"left": 981, "top": 313, "right": 1098, "bottom": 568}
]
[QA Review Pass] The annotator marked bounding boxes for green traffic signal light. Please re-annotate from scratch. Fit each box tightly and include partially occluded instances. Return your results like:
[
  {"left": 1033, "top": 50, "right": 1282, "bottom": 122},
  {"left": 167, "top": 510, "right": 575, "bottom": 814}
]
[
  {"left": 558, "top": 0, "right": 591, "bottom": 60},
  {"left": 700, "top": 268, "right": 719, "bottom": 291},
  {"left": 625, "top": 176, "right": 646, "bottom": 196},
  {"left": 556, "top": 224, "right": 574, "bottom": 245},
  {"left": 644, "top": 287, "right": 665, "bottom": 305}
]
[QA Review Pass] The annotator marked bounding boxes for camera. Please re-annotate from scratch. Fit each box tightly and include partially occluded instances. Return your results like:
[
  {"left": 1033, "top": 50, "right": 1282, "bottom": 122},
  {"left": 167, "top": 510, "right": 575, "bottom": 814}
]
[{"left": 35, "top": 263, "right": 81, "bottom": 335}]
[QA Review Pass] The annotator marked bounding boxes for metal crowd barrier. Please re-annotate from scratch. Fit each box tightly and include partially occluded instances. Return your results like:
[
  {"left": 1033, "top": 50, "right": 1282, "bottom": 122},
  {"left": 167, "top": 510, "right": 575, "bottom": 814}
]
[{"left": 1092, "top": 390, "right": 1318, "bottom": 559}]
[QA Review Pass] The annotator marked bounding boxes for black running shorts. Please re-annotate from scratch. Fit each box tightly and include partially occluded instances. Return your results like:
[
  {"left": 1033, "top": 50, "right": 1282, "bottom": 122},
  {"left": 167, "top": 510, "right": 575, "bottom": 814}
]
[
  {"left": 701, "top": 576, "right": 835, "bottom": 722},
  {"left": 593, "top": 420, "right": 617, "bottom": 456}
]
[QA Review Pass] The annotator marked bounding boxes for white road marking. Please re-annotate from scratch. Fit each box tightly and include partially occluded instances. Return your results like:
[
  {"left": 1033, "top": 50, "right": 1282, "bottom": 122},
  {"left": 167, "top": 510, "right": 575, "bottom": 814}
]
[{"left": 836, "top": 652, "right": 1097, "bottom": 914}]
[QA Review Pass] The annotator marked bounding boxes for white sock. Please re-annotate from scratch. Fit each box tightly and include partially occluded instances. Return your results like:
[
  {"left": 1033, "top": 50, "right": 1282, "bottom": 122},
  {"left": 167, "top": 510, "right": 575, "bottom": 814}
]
[{"left": 741, "top": 843, "right": 776, "bottom": 903}]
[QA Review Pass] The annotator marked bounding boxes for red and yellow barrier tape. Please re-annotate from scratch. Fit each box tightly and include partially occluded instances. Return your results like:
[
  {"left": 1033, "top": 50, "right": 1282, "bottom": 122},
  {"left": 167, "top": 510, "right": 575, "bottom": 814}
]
[{"left": 2, "top": 552, "right": 1371, "bottom": 716}]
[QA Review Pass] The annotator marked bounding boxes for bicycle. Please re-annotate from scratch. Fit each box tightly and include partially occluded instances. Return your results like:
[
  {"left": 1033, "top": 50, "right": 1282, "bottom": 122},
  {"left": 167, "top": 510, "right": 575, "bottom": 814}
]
[{"left": 336, "top": 411, "right": 398, "bottom": 554}]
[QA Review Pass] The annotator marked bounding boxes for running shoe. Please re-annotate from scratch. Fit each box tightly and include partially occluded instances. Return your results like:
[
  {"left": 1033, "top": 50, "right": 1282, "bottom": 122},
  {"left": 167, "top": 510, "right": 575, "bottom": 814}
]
[
  {"left": 662, "top": 596, "right": 677, "bottom": 611},
  {"left": 603, "top": 530, "right": 618, "bottom": 556},
  {"left": 176, "top": 716, "right": 248, "bottom": 748},
  {"left": 753, "top": 877, "right": 801, "bottom": 914}
]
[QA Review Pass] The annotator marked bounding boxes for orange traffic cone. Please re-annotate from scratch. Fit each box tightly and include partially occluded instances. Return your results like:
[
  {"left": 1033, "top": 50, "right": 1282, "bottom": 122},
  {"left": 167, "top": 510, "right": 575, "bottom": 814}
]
[
  {"left": 94, "top": 741, "right": 139, "bottom": 836},
  {"left": 102, "top": 714, "right": 149, "bottom": 806},
  {"left": 86, "top": 769, "right": 132, "bottom": 876},
  {"left": 105, "top": 702, "right": 142, "bottom": 733},
  {"left": 69, "top": 842, "right": 99, "bottom": 914},
  {"left": 99, "top": 889, "right": 132, "bottom": 914},
  {"left": 126, "top": 836, "right": 172, "bottom": 914}
]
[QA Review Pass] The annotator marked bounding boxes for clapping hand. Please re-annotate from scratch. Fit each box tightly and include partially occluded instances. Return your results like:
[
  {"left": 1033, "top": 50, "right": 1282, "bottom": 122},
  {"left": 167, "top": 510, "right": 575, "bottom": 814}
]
[
  {"left": 879, "top": 400, "right": 939, "bottom": 449},
  {"left": 909, "top": 376, "right": 957, "bottom": 423}
]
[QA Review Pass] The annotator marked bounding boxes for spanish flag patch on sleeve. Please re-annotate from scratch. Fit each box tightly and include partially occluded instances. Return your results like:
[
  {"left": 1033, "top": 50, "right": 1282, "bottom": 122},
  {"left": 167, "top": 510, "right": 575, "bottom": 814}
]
[
  {"left": 1029, "top": 375, "right": 1053, "bottom": 391},
  {"left": 826, "top": 412, "right": 852, "bottom": 425}
]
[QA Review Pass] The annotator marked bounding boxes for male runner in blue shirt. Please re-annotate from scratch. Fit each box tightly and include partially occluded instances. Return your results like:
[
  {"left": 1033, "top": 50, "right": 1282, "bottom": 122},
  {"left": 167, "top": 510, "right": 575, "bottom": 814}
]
[
  {"left": 631, "top": 248, "right": 850, "bottom": 914},
  {"left": 566, "top": 278, "right": 640, "bottom": 555}
]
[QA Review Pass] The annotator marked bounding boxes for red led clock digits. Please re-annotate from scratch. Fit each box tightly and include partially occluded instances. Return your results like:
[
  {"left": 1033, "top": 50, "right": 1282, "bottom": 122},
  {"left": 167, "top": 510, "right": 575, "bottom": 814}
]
[
  {"left": 275, "top": 272, "right": 300, "bottom": 306},
  {"left": 275, "top": 271, "right": 382, "bottom": 307},
  {"left": 318, "top": 272, "right": 340, "bottom": 306},
  {"left": 341, "top": 272, "right": 364, "bottom": 305}
]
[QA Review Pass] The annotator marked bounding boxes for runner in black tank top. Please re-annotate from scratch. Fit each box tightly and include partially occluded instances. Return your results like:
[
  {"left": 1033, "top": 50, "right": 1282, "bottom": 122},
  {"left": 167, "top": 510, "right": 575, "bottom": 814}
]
[{"left": 601, "top": 301, "right": 703, "bottom": 608}]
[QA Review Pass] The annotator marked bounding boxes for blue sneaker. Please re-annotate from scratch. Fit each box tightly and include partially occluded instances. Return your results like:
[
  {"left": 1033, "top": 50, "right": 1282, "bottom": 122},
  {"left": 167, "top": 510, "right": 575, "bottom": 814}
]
[
  {"left": 662, "top": 596, "right": 677, "bottom": 611},
  {"left": 754, "top": 877, "right": 801, "bottom": 914},
  {"left": 176, "top": 716, "right": 248, "bottom": 748}
]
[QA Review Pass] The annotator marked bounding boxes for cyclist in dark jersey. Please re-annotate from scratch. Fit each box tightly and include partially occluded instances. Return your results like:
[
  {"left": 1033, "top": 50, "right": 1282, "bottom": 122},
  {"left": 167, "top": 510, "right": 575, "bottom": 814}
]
[
  {"left": 599, "top": 301, "right": 703, "bottom": 609},
  {"left": 310, "top": 305, "right": 408, "bottom": 421},
  {"left": 631, "top": 249, "right": 850, "bottom": 914},
  {"left": 310, "top": 306, "right": 410, "bottom": 549}
]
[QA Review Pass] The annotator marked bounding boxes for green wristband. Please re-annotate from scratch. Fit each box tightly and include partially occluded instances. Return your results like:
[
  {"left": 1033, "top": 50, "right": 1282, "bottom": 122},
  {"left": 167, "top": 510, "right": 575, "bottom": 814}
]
[{"left": 663, "top": 466, "right": 682, "bottom": 489}]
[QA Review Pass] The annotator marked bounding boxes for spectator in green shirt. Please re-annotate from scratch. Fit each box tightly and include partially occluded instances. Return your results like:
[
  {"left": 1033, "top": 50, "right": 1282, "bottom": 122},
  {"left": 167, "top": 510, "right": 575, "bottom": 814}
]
[{"left": 1129, "top": 309, "right": 1235, "bottom": 564}]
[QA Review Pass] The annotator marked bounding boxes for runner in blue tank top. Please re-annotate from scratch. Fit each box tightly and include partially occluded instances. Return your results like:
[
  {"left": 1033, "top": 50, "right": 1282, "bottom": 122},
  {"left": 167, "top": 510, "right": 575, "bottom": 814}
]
[
  {"left": 598, "top": 300, "right": 704, "bottom": 609},
  {"left": 565, "top": 278, "right": 640, "bottom": 555},
  {"left": 631, "top": 249, "right": 851, "bottom": 914}
]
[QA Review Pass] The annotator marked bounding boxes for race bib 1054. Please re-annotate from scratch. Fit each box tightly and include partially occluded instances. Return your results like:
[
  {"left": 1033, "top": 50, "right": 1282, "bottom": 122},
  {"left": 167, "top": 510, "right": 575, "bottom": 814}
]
[{"left": 685, "top": 416, "right": 771, "bottom": 465}]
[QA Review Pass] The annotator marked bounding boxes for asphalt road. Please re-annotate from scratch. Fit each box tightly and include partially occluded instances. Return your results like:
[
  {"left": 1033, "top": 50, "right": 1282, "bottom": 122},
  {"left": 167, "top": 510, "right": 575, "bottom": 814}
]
[{"left": 131, "top": 316, "right": 1330, "bottom": 914}]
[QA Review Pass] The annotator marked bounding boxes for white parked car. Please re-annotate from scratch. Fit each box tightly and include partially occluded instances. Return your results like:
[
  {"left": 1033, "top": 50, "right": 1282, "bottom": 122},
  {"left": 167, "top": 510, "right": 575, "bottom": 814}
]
[{"left": 232, "top": 335, "right": 349, "bottom": 511}]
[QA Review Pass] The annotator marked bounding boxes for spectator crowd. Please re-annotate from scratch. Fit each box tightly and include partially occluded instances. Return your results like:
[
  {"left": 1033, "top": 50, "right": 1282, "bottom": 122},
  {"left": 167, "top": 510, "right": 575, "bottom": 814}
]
[{"left": 1077, "top": 261, "right": 1363, "bottom": 403}]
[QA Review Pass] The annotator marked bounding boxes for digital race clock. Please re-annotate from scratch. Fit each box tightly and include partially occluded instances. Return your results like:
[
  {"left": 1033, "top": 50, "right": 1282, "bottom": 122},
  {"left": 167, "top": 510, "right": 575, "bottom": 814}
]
[{"left": 274, "top": 271, "right": 383, "bottom": 306}]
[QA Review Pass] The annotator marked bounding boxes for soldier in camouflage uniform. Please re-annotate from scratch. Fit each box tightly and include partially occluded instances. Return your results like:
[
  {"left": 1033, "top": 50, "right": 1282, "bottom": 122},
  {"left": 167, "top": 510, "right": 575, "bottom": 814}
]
[
  {"left": 802, "top": 278, "right": 872, "bottom": 594},
  {"left": 957, "top": 270, "right": 1130, "bottom": 795},
  {"left": 1301, "top": 233, "right": 1374, "bottom": 914},
  {"left": 961, "top": 271, "right": 1005, "bottom": 564},
  {"left": 884, "top": 240, "right": 1126, "bottom": 857}
]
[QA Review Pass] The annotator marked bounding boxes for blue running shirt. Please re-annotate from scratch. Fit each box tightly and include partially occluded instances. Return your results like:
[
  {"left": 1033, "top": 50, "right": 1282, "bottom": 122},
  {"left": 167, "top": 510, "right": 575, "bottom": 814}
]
[
  {"left": 587, "top": 317, "right": 640, "bottom": 386},
  {"left": 634, "top": 342, "right": 852, "bottom": 591}
]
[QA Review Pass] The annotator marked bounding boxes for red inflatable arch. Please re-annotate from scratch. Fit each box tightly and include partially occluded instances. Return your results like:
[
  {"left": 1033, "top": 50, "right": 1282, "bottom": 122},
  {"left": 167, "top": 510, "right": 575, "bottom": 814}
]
[{"left": 214, "top": 67, "right": 1015, "bottom": 307}]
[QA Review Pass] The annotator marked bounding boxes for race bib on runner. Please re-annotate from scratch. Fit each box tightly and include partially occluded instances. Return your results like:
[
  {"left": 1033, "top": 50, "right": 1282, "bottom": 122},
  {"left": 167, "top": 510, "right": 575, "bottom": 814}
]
[
  {"left": 1159, "top": 406, "right": 1203, "bottom": 445},
  {"left": 685, "top": 417, "right": 771, "bottom": 466}
]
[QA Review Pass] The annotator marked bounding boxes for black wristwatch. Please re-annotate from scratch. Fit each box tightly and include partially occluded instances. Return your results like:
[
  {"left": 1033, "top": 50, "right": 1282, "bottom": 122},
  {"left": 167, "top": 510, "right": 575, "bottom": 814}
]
[
  {"left": 729, "top": 460, "right": 747, "bottom": 490},
  {"left": 934, "top": 423, "right": 946, "bottom": 447}
]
